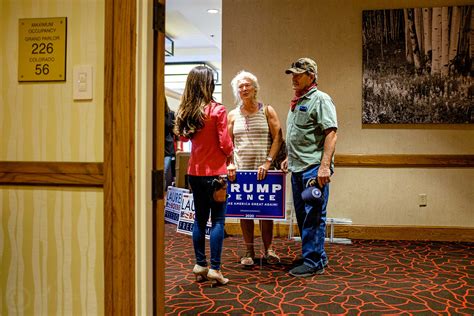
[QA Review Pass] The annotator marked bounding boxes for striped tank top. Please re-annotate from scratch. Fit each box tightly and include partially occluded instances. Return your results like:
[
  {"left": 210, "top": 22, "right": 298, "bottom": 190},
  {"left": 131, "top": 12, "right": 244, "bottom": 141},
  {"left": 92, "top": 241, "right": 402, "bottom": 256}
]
[{"left": 233, "top": 103, "right": 271, "bottom": 170}]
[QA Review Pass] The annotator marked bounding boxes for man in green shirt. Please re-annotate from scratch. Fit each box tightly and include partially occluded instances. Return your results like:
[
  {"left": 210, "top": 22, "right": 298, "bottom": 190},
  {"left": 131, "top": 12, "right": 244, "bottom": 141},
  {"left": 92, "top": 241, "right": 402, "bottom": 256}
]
[{"left": 281, "top": 57, "right": 338, "bottom": 277}]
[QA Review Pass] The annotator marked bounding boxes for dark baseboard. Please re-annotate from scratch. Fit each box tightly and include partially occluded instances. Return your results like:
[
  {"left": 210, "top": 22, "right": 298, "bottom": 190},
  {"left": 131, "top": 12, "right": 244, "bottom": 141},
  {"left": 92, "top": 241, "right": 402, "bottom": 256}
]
[{"left": 224, "top": 222, "right": 474, "bottom": 242}]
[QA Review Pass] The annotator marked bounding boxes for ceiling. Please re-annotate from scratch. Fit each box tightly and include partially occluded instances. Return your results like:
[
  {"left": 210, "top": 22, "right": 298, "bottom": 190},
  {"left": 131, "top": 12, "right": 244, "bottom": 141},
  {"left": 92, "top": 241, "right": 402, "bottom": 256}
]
[{"left": 165, "top": 0, "right": 222, "bottom": 99}]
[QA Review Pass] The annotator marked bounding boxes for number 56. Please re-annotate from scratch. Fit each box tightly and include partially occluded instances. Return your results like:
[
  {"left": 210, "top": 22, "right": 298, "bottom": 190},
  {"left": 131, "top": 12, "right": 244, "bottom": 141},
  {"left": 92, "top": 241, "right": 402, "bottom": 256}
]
[{"left": 35, "top": 64, "right": 50, "bottom": 75}]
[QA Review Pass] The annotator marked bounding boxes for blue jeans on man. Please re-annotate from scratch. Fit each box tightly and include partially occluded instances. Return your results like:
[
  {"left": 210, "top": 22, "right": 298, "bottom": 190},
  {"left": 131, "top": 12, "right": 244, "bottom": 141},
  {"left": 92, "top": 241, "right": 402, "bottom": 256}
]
[
  {"left": 291, "top": 164, "right": 330, "bottom": 273},
  {"left": 188, "top": 175, "right": 227, "bottom": 271}
]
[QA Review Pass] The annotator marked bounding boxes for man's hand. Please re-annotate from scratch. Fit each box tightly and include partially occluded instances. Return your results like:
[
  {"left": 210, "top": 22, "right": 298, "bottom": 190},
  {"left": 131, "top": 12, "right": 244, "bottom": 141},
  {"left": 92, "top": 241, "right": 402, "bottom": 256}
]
[{"left": 317, "top": 165, "right": 331, "bottom": 188}]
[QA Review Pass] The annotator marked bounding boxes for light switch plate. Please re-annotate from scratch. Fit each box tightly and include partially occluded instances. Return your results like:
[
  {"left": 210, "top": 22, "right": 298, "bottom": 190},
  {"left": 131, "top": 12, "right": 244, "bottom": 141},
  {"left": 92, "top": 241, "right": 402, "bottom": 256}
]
[{"left": 73, "top": 65, "right": 93, "bottom": 100}]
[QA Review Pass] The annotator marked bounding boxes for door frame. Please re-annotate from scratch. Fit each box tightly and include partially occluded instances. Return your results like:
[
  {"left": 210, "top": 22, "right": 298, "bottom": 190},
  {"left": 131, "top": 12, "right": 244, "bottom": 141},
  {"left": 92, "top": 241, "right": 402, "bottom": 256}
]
[
  {"left": 105, "top": 0, "right": 166, "bottom": 313},
  {"left": 104, "top": 0, "right": 137, "bottom": 314}
]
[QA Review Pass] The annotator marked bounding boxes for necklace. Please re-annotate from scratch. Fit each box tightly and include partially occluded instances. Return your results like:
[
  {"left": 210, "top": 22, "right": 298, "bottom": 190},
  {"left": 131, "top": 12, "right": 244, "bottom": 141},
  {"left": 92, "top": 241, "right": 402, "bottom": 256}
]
[
  {"left": 240, "top": 101, "right": 259, "bottom": 116},
  {"left": 241, "top": 102, "right": 262, "bottom": 132}
]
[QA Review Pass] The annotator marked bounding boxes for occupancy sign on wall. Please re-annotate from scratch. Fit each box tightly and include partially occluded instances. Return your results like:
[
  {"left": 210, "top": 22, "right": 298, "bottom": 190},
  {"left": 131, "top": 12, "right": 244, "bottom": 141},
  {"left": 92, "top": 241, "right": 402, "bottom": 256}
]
[{"left": 18, "top": 17, "right": 67, "bottom": 82}]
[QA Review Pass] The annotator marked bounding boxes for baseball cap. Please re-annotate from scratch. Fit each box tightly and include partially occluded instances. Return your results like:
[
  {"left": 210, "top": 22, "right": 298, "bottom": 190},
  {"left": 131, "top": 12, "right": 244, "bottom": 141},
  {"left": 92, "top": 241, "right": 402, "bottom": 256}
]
[{"left": 285, "top": 57, "right": 318, "bottom": 75}]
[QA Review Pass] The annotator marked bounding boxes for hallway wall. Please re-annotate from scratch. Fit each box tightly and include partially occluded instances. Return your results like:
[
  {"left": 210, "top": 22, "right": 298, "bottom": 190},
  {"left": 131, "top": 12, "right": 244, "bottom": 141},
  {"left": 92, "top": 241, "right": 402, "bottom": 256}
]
[
  {"left": 0, "top": 1, "right": 104, "bottom": 314},
  {"left": 222, "top": 0, "right": 474, "bottom": 227}
]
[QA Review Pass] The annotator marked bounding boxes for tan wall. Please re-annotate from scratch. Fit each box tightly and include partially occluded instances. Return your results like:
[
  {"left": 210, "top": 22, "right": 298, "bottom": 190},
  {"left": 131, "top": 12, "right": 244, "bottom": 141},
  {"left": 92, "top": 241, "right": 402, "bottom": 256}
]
[
  {"left": 0, "top": 188, "right": 103, "bottom": 314},
  {"left": 222, "top": 0, "right": 474, "bottom": 227},
  {"left": 1, "top": 0, "right": 104, "bottom": 162},
  {"left": 1, "top": 0, "right": 104, "bottom": 314}
]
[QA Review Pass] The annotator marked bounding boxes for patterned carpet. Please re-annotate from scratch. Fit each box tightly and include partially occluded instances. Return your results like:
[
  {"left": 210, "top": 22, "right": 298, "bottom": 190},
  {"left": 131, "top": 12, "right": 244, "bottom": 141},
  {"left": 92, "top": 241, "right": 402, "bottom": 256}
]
[{"left": 164, "top": 223, "right": 474, "bottom": 315}]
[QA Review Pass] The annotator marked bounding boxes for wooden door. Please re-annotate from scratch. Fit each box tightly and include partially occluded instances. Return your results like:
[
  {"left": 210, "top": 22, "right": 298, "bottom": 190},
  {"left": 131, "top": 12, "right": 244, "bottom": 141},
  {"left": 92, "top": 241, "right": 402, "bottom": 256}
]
[{"left": 152, "top": 0, "right": 166, "bottom": 314}]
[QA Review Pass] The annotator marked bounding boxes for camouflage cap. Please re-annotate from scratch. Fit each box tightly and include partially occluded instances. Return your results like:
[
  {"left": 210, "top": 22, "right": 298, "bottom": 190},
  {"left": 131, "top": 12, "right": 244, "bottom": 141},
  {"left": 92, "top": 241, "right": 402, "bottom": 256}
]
[{"left": 285, "top": 57, "right": 318, "bottom": 75}]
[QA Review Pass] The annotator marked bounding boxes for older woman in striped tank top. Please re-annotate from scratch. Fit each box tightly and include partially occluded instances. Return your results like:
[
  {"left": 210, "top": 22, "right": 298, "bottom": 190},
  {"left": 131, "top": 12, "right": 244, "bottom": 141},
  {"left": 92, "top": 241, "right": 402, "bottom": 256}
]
[{"left": 227, "top": 71, "right": 284, "bottom": 266}]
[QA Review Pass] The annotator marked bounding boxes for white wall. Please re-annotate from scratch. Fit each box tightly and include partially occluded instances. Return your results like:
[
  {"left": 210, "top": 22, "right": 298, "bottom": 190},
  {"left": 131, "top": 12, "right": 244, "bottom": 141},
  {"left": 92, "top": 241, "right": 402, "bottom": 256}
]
[{"left": 222, "top": 0, "right": 474, "bottom": 227}]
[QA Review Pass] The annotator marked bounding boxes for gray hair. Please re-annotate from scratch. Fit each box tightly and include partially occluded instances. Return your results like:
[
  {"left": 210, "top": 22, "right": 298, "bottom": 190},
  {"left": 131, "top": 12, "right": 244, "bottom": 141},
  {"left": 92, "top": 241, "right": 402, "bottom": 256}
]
[{"left": 230, "top": 70, "right": 260, "bottom": 106}]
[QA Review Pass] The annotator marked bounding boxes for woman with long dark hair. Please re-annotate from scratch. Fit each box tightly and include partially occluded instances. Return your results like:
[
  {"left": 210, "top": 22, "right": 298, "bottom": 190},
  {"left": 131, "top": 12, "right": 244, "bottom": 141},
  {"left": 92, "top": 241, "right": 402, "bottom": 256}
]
[{"left": 174, "top": 66, "right": 235, "bottom": 286}]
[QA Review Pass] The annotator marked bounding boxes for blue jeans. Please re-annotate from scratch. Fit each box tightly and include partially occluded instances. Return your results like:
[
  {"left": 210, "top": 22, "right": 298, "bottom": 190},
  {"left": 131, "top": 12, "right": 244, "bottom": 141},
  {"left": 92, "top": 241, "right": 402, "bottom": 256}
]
[
  {"left": 188, "top": 175, "right": 227, "bottom": 270},
  {"left": 291, "top": 165, "right": 330, "bottom": 269},
  {"left": 164, "top": 156, "right": 174, "bottom": 189}
]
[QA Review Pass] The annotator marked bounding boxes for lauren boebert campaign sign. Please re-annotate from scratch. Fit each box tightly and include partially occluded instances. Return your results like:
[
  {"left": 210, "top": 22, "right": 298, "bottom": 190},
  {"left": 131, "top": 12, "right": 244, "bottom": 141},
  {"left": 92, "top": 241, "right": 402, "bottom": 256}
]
[
  {"left": 226, "top": 170, "right": 286, "bottom": 220},
  {"left": 177, "top": 192, "right": 211, "bottom": 239},
  {"left": 164, "top": 186, "right": 189, "bottom": 224}
]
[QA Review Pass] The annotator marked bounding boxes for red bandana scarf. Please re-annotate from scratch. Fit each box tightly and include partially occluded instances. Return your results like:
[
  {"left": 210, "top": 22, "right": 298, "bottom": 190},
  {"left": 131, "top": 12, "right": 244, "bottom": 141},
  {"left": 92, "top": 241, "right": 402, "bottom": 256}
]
[{"left": 290, "top": 83, "right": 317, "bottom": 111}]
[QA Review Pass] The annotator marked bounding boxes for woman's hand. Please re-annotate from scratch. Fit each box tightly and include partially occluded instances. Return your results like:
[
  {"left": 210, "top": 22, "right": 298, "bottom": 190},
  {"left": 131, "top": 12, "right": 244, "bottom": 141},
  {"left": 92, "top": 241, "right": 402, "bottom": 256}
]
[
  {"left": 257, "top": 161, "right": 271, "bottom": 180},
  {"left": 227, "top": 163, "right": 236, "bottom": 181},
  {"left": 280, "top": 157, "right": 288, "bottom": 173}
]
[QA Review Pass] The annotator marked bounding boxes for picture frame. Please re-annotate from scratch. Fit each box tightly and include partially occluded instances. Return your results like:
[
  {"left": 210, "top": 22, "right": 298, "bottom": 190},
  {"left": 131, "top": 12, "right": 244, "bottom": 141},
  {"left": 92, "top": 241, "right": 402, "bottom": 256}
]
[{"left": 362, "top": 6, "right": 473, "bottom": 124}]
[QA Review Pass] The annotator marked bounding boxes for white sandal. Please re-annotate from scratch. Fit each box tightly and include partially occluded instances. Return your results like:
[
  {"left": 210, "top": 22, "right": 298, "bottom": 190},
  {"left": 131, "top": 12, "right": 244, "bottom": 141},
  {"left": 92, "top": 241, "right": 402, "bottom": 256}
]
[
  {"left": 265, "top": 249, "right": 280, "bottom": 264},
  {"left": 240, "top": 252, "right": 255, "bottom": 266}
]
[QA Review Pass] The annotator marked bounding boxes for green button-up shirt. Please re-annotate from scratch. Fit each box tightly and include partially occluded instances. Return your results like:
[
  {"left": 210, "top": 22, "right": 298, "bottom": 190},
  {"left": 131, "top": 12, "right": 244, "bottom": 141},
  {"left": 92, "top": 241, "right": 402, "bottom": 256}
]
[{"left": 286, "top": 88, "right": 338, "bottom": 173}]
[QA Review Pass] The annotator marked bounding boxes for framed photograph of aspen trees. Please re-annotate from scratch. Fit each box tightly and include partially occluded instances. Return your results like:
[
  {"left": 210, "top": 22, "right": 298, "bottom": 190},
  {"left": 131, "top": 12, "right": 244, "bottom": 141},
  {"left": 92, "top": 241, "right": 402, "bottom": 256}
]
[{"left": 362, "top": 6, "right": 473, "bottom": 124}]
